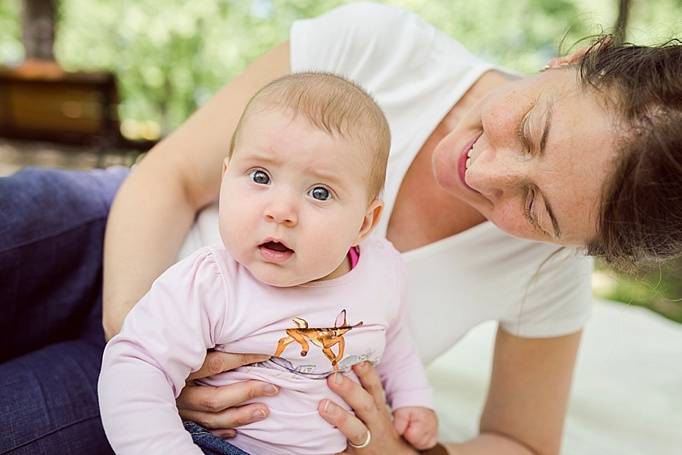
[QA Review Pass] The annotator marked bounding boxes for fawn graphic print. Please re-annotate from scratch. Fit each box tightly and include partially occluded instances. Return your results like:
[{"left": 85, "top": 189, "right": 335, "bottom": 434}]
[{"left": 273, "top": 309, "right": 362, "bottom": 371}]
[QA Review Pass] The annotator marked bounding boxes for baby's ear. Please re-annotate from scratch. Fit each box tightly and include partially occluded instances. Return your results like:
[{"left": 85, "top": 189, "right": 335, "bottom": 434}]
[{"left": 353, "top": 199, "right": 384, "bottom": 246}]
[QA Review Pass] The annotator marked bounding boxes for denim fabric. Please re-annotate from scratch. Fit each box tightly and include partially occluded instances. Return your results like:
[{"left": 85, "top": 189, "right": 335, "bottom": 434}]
[
  {"left": 0, "top": 166, "right": 129, "bottom": 454},
  {"left": 184, "top": 422, "right": 251, "bottom": 455}
]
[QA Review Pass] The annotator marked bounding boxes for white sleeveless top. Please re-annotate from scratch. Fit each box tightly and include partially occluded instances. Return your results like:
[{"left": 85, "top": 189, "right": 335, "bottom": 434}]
[{"left": 179, "top": 2, "right": 593, "bottom": 365}]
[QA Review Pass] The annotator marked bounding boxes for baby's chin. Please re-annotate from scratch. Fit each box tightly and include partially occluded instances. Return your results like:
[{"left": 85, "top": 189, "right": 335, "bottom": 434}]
[{"left": 249, "top": 266, "right": 327, "bottom": 288}]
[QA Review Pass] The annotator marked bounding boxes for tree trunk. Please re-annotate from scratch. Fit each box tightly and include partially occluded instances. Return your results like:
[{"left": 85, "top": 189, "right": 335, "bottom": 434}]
[
  {"left": 614, "top": 0, "right": 631, "bottom": 45},
  {"left": 21, "top": 0, "right": 57, "bottom": 61}
]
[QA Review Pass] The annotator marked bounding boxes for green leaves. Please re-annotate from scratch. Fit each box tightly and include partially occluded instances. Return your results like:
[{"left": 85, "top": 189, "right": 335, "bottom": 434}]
[{"left": 1, "top": 0, "right": 680, "bottom": 136}]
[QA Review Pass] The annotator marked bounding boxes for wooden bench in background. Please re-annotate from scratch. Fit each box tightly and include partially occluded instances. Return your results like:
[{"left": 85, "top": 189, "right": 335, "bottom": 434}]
[{"left": 0, "top": 64, "right": 156, "bottom": 166}]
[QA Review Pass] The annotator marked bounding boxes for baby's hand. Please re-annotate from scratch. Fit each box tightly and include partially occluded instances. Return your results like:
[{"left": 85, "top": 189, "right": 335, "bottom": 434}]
[{"left": 392, "top": 406, "right": 439, "bottom": 450}]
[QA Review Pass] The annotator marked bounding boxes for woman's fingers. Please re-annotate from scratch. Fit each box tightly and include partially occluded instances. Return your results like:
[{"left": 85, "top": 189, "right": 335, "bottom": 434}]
[
  {"left": 177, "top": 379, "right": 278, "bottom": 413},
  {"left": 351, "top": 361, "right": 387, "bottom": 410},
  {"left": 187, "top": 351, "right": 270, "bottom": 381},
  {"left": 326, "top": 362, "right": 386, "bottom": 421},
  {"left": 179, "top": 400, "right": 268, "bottom": 433},
  {"left": 321, "top": 362, "right": 414, "bottom": 454},
  {"left": 176, "top": 380, "right": 278, "bottom": 433},
  {"left": 319, "top": 366, "right": 379, "bottom": 446},
  {"left": 319, "top": 398, "right": 371, "bottom": 449},
  {"left": 176, "top": 352, "right": 276, "bottom": 434}
]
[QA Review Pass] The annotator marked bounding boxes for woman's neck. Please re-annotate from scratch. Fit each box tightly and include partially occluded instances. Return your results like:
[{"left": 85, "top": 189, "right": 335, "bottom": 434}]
[{"left": 386, "top": 70, "right": 517, "bottom": 253}]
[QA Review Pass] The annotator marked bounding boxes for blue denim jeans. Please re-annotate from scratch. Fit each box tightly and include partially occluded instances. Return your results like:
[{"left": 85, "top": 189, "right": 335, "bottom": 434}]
[
  {"left": 184, "top": 422, "right": 251, "bottom": 455},
  {"left": 0, "top": 166, "right": 129, "bottom": 454}
]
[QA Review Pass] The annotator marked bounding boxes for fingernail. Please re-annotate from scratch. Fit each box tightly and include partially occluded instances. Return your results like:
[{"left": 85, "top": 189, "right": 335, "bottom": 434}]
[
  {"left": 253, "top": 409, "right": 267, "bottom": 421},
  {"left": 333, "top": 372, "right": 343, "bottom": 385},
  {"left": 323, "top": 399, "right": 336, "bottom": 414},
  {"left": 264, "top": 384, "right": 279, "bottom": 395}
]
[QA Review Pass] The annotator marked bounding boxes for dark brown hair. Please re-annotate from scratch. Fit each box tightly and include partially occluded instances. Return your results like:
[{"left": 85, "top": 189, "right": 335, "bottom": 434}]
[{"left": 578, "top": 38, "right": 682, "bottom": 271}]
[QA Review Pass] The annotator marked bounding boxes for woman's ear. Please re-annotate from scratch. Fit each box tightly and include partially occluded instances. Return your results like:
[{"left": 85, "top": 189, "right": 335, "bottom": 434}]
[
  {"left": 541, "top": 36, "right": 612, "bottom": 71},
  {"left": 352, "top": 199, "right": 384, "bottom": 246},
  {"left": 542, "top": 48, "right": 588, "bottom": 70}
]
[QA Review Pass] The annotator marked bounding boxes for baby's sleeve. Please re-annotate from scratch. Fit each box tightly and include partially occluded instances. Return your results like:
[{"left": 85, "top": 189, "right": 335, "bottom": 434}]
[
  {"left": 98, "top": 248, "right": 228, "bottom": 454},
  {"left": 375, "top": 248, "right": 434, "bottom": 411}
]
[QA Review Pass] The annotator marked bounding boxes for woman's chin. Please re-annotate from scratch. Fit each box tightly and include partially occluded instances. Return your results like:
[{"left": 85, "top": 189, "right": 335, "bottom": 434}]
[
  {"left": 433, "top": 162, "right": 471, "bottom": 199},
  {"left": 431, "top": 152, "right": 457, "bottom": 192}
]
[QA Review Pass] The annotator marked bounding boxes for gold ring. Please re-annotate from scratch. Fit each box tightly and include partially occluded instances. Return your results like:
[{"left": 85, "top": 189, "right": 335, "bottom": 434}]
[{"left": 349, "top": 430, "right": 371, "bottom": 449}]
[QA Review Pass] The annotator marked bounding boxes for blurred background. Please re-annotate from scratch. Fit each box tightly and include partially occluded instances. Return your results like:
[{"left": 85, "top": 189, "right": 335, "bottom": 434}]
[{"left": 1, "top": 0, "right": 682, "bottom": 323}]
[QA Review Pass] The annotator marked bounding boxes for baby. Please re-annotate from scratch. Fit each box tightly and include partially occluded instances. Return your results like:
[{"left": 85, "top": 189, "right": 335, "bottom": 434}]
[{"left": 99, "top": 72, "right": 437, "bottom": 455}]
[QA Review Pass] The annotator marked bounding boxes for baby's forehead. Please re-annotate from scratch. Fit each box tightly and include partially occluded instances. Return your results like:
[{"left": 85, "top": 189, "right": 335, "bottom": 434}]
[
  {"left": 249, "top": 105, "right": 375, "bottom": 150},
  {"left": 241, "top": 101, "right": 386, "bottom": 192}
]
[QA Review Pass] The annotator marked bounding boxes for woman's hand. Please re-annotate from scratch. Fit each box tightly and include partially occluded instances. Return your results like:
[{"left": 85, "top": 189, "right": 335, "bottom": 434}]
[
  {"left": 318, "top": 361, "right": 419, "bottom": 455},
  {"left": 176, "top": 351, "right": 279, "bottom": 439}
]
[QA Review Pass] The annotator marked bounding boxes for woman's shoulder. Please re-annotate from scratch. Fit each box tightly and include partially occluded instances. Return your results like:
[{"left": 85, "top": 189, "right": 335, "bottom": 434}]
[
  {"left": 291, "top": 2, "right": 450, "bottom": 75},
  {"left": 294, "top": 2, "right": 465, "bottom": 49},
  {"left": 301, "top": 2, "right": 421, "bottom": 30}
]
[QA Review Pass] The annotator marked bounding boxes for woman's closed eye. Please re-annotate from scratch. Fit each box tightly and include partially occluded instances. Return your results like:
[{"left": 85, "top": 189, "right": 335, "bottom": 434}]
[
  {"left": 524, "top": 187, "right": 562, "bottom": 240},
  {"left": 524, "top": 187, "right": 548, "bottom": 236},
  {"left": 524, "top": 187, "right": 537, "bottom": 226}
]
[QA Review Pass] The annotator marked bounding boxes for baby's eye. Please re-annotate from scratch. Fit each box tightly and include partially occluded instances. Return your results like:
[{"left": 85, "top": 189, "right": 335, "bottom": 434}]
[
  {"left": 249, "top": 170, "right": 270, "bottom": 185},
  {"left": 309, "top": 186, "right": 331, "bottom": 201}
]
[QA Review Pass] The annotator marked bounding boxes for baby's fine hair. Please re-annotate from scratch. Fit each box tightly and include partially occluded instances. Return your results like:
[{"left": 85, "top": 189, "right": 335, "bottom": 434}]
[
  {"left": 230, "top": 72, "right": 391, "bottom": 201},
  {"left": 579, "top": 38, "right": 682, "bottom": 270}
]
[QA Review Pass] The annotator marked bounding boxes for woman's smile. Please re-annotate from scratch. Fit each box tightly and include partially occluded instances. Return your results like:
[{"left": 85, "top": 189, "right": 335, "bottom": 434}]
[
  {"left": 458, "top": 132, "right": 482, "bottom": 191},
  {"left": 433, "top": 67, "right": 621, "bottom": 246}
]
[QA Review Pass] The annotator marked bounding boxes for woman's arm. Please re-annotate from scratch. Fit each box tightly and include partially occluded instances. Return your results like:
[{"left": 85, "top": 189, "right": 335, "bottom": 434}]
[
  {"left": 321, "top": 328, "right": 582, "bottom": 455},
  {"left": 102, "top": 42, "right": 290, "bottom": 339},
  {"left": 476, "top": 327, "right": 582, "bottom": 455}
]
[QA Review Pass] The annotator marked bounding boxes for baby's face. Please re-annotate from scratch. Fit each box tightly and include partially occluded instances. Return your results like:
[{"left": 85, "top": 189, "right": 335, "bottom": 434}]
[{"left": 218, "top": 110, "right": 377, "bottom": 287}]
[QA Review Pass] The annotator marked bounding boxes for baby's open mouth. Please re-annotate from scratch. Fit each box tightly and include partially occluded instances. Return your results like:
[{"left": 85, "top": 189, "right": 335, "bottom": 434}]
[{"left": 260, "top": 241, "right": 293, "bottom": 253}]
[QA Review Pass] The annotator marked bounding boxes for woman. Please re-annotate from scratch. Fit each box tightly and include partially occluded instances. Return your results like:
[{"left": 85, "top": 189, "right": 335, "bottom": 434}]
[{"left": 2, "top": 2, "right": 681, "bottom": 454}]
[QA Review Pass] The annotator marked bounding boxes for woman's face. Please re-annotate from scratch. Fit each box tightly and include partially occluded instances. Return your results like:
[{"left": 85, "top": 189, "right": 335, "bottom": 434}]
[{"left": 432, "top": 68, "right": 620, "bottom": 247}]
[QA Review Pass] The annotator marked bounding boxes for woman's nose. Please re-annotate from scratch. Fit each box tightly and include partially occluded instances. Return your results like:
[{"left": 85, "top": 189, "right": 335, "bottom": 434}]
[{"left": 467, "top": 149, "right": 528, "bottom": 200}]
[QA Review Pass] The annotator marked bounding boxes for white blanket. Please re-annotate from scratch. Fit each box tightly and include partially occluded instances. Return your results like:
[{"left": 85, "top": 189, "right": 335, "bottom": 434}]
[{"left": 426, "top": 299, "right": 682, "bottom": 454}]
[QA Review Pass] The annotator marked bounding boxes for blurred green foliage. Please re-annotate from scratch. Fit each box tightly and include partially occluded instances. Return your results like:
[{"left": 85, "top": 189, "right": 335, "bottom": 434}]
[
  {"left": 0, "top": 1, "right": 22, "bottom": 62},
  {"left": 2, "top": 0, "right": 681, "bottom": 133},
  {"left": 594, "top": 260, "right": 682, "bottom": 323}
]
